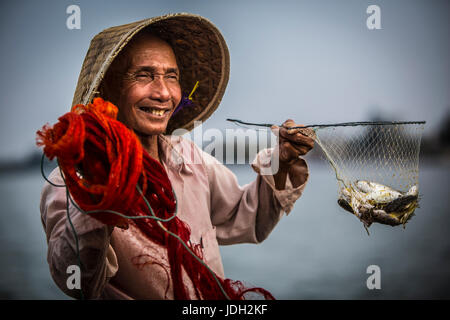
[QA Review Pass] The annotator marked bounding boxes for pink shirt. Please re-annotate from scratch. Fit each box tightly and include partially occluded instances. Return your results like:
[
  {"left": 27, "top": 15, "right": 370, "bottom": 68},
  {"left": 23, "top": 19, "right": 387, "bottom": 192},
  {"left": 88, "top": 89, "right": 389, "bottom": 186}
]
[{"left": 40, "top": 135, "right": 308, "bottom": 299}]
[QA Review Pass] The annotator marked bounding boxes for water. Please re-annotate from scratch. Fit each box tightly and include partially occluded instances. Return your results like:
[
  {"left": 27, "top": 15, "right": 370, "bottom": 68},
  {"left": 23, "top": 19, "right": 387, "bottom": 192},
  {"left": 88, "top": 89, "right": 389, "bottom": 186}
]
[
  {"left": 0, "top": 170, "right": 67, "bottom": 299},
  {"left": 0, "top": 162, "right": 449, "bottom": 299},
  {"left": 222, "top": 161, "right": 450, "bottom": 299}
]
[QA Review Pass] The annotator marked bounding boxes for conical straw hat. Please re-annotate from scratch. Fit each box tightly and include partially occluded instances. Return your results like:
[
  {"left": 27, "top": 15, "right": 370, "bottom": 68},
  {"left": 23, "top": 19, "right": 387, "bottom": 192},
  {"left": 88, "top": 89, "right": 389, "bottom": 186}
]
[{"left": 72, "top": 13, "right": 230, "bottom": 133}]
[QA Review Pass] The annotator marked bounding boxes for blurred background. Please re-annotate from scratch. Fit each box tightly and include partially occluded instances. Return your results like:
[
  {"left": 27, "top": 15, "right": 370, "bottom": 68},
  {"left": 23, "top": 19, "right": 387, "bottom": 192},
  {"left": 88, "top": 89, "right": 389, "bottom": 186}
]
[{"left": 0, "top": 0, "right": 448, "bottom": 299}]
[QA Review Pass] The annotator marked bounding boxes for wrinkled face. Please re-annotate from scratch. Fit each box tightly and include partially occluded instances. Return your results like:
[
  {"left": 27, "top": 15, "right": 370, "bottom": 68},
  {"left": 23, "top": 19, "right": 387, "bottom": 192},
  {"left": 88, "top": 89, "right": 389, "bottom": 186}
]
[{"left": 117, "top": 35, "right": 181, "bottom": 136}]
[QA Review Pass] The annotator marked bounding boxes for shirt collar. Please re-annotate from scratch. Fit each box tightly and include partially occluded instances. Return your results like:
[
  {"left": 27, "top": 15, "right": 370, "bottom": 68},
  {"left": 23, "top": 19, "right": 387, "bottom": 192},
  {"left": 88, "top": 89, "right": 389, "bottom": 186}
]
[{"left": 158, "top": 134, "right": 193, "bottom": 174}]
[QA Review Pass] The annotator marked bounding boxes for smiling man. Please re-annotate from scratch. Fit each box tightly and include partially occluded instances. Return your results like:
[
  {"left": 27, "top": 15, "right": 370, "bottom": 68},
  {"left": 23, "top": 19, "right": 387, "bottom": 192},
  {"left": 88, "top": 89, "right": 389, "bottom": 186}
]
[
  {"left": 40, "top": 13, "right": 314, "bottom": 299},
  {"left": 106, "top": 33, "right": 183, "bottom": 161}
]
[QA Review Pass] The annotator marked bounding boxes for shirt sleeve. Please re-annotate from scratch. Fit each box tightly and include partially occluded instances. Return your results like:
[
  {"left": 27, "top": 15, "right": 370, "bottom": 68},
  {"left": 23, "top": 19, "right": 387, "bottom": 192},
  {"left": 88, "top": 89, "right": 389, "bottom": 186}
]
[
  {"left": 39, "top": 168, "right": 118, "bottom": 299},
  {"left": 202, "top": 147, "right": 309, "bottom": 245},
  {"left": 251, "top": 147, "right": 309, "bottom": 215}
]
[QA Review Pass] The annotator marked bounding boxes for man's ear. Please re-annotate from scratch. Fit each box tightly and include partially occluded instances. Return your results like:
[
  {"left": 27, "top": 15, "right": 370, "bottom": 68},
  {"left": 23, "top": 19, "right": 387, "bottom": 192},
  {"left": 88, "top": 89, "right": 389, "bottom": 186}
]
[
  {"left": 100, "top": 50, "right": 130, "bottom": 105},
  {"left": 99, "top": 76, "right": 121, "bottom": 106}
]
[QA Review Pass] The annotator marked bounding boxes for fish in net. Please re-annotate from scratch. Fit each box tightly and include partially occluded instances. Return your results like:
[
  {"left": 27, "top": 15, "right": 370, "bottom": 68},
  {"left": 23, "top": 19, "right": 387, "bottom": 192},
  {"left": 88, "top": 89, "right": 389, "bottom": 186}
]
[
  {"left": 311, "top": 121, "right": 425, "bottom": 232},
  {"left": 227, "top": 119, "right": 425, "bottom": 233}
]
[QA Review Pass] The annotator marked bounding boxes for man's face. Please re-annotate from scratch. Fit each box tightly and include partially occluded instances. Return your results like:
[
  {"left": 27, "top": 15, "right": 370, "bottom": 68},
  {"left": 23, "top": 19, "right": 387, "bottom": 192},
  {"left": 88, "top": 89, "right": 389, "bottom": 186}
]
[{"left": 117, "top": 35, "right": 181, "bottom": 136}]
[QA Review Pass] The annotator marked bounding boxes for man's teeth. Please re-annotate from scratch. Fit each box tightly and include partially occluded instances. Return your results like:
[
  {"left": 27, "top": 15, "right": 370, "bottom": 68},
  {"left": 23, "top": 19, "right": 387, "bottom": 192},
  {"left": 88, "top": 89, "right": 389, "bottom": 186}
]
[{"left": 140, "top": 107, "right": 166, "bottom": 116}]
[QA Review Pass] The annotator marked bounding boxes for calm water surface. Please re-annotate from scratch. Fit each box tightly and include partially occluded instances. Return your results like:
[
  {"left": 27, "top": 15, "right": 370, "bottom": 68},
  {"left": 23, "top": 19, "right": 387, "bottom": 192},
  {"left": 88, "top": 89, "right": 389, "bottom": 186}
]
[{"left": 0, "top": 161, "right": 448, "bottom": 299}]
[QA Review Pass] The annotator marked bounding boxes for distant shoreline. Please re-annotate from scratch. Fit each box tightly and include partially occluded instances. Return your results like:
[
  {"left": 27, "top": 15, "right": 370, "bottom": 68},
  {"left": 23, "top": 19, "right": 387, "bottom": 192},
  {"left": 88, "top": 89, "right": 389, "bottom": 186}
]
[{"left": 0, "top": 152, "right": 448, "bottom": 176}]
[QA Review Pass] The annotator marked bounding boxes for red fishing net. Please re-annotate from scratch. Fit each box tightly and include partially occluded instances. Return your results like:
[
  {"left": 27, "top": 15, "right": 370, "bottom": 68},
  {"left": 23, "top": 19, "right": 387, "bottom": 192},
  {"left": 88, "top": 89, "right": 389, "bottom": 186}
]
[{"left": 36, "top": 98, "right": 274, "bottom": 300}]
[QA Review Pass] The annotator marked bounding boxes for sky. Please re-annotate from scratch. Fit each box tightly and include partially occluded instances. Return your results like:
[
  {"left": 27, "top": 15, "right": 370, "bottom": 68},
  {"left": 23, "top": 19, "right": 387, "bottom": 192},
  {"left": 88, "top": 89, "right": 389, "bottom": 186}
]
[{"left": 0, "top": 0, "right": 448, "bottom": 160}]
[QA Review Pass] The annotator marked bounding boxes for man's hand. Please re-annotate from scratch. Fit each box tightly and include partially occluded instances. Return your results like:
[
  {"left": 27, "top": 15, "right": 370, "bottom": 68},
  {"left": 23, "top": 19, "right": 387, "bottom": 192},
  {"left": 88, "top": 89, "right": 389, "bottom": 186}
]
[
  {"left": 275, "top": 119, "right": 315, "bottom": 165},
  {"left": 272, "top": 119, "right": 315, "bottom": 190}
]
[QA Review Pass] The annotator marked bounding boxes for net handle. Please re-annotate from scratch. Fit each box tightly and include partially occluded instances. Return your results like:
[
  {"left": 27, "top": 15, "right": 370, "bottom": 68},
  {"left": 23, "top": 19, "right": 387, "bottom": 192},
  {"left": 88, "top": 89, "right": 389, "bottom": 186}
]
[{"left": 226, "top": 119, "right": 426, "bottom": 130}]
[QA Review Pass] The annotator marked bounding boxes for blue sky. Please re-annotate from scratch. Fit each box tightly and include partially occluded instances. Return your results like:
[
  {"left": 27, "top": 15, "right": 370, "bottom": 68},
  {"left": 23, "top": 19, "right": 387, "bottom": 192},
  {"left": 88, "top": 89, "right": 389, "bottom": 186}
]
[{"left": 0, "top": 0, "right": 448, "bottom": 160}]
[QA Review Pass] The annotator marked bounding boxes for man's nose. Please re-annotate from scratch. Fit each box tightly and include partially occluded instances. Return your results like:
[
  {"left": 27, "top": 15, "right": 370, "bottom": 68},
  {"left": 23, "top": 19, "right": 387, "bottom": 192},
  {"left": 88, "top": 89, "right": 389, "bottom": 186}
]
[{"left": 149, "top": 77, "right": 170, "bottom": 102}]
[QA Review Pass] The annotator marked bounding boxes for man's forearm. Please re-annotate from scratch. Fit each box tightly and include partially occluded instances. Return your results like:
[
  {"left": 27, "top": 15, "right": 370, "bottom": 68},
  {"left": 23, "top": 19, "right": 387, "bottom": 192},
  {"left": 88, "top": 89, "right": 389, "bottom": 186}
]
[
  {"left": 273, "top": 158, "right": 309, "bottom": 190},
  {"left": 273, "top": 165, "right": 289, "bottom": 190}
]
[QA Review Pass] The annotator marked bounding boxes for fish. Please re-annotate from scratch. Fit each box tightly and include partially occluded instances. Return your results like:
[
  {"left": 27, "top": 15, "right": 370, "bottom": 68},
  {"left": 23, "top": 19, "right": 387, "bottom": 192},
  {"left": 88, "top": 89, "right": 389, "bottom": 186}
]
[
  {"left": 355, "top": 180, "right": 403, "bottom": 204},
  {"left": 383, "top": 194, "right": 418, "bottom": 213},
  {"left": 338, "top": 186, "right": 374, "bottom": 228},
  {"left": 338, "top": 181, "right": 419, "bottom": 228},
  {"left": 406, "top": 185, "right": 419, "bottom": 197},
  {"left": 338, "top": 198, "right": 354, "bottom": 214}
]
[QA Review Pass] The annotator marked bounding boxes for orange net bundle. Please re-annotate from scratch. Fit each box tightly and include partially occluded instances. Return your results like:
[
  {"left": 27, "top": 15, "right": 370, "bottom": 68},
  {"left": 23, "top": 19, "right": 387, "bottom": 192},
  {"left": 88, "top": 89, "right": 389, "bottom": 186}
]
[{"left": 36, "top": 98, "right": 274, "bottom": 300}]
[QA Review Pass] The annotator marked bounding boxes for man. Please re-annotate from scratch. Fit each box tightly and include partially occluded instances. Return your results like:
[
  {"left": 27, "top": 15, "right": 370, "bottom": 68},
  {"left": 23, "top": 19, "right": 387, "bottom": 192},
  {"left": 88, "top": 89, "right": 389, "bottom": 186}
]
[{"left": 40, "top": 13, "right": 314, "bottom": 299}]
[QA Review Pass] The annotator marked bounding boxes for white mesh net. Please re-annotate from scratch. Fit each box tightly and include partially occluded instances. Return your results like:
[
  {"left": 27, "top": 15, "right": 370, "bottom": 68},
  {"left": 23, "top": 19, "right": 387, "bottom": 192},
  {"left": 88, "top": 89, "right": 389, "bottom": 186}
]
[{"left": 313, "top": 122, "right": 425, "bottom": 232}]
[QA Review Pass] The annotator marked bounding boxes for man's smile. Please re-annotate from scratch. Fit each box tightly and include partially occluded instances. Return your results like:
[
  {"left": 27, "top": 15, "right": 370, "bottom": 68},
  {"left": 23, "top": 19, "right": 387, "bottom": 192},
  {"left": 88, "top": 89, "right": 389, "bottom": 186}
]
[{"left": 137, "top": 105, "right": 172, "bottom": 118}]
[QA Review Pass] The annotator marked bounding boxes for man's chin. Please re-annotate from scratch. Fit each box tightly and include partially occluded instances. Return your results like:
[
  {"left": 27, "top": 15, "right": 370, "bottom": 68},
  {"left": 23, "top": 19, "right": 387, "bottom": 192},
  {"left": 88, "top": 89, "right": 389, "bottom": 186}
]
[{"left": 133, "top": 125, "right": 168, "bottom": 137}]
